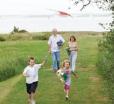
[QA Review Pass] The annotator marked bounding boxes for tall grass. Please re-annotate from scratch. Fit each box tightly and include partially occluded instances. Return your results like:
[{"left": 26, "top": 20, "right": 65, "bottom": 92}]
[{"left": 0, "top": 40, "right": 50, "bottom": 82}]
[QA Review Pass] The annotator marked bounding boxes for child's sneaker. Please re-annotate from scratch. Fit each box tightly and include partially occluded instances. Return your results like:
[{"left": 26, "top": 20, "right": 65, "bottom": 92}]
[{"left": 65, "top": 96, "right": 69, "bottom": 101}]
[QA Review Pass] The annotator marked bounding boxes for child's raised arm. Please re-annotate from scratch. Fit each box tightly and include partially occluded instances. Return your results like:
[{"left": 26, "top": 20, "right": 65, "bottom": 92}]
[{"left": 41, "top": 60, "right": 46, "bottom": 66}]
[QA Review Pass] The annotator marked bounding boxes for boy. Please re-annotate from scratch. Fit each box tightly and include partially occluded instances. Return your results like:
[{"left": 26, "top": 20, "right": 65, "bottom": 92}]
[{"left": 23, "top": 57, "right": 45, "bottom": 104}]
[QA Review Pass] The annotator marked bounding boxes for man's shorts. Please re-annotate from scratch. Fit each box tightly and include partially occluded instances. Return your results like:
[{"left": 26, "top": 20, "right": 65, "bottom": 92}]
[
  {"left": 26, "top": 81, "right": 38, "bottom": 94},
  {"left": 64, "top": 84, "right": 70, "bottom": 91}
]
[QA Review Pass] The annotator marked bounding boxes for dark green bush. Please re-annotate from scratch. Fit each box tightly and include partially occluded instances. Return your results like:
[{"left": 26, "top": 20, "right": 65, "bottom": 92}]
[
  {"left": 0, "top": 36, "right": 6, "bottom": 41},
  {"left": 97, "top": 30, "right": 114, "bottom": 103},
  {"left": 32, "top": 32, "right": 50, "bottom": 40},
  {"left": 8, "top": 33, "right": 32, "bottom": 41}
]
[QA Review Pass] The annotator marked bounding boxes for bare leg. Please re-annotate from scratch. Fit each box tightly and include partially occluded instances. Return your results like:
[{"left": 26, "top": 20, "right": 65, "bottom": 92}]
[
  {"left": 66, "top": 90, "right": 69, "bottom": 97},
  {"left": 31, "top": 93, "right": 36, "bottom": 104},
  {"left": 65, "top": 90, "right": 69, "bottom": 100},
  {"left": 27, "top": 94, "right": 32, "bottom": 104}
]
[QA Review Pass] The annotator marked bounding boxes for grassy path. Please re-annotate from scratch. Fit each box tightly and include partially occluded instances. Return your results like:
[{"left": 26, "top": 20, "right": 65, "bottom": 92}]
[
  {"left": 0, "top": 35, "right": 111, "bottom": 104},
  {"left": 0, "top": 75, "right": 22, "bottom": 103},
  {"left": 0, "top": 67, "right": 110, "bottom": 104}
]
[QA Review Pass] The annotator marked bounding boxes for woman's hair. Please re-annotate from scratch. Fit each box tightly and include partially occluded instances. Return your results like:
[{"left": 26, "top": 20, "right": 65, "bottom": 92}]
[
  {"left": 69, "top": 35, "right": 76, "bottom": 42},
  {"left": 62, "top": 59, "right": 70, "bottom": 67}
]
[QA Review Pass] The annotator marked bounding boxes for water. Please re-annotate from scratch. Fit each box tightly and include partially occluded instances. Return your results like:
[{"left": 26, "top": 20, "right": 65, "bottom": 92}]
[{"left": 0, "top": 15, "right": 112, "bottom": 33}]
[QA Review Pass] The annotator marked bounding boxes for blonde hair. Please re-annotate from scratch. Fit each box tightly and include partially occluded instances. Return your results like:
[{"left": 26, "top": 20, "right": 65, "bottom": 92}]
[{"left": 62, "top": 59, "right": 70, "bottom": 67}]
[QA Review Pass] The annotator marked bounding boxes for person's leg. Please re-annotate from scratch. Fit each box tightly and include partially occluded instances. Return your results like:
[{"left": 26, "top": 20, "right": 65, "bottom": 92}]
[
  {"left": 71, "top": 52, "right": 77, "bottom": 72},
  {"left": 64, "top": 84, "right": 70, "bottom": 100},
  {"left": 27, "top": 94, "right": 32, "bottom": 104},
  {"left": 31, "top": 93, "right": 35, "bottom": 104},
  {"left": 26, "top": 83, "right": 32, "bottom": 104},
  {"left": 69, "top": 52, "right": 73, "bottom": 71},
  {"left": 56, "top": 52, "right": 60, "bottom": 70},
  {"left": 52, "top": 52, "right": 57, "bottom": 71},
  {"left": 31, "top": 82, "right": 38, "bottom": 104},
  {"left": 66, "top": 90, "right": 69, "bottom": 98}
]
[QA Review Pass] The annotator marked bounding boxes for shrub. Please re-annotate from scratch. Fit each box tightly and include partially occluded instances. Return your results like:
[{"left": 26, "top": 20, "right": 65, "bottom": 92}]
[
  {"left": 32, "top": 32, "right": 50, "bottom": 40},
  {"left": 0, "top": 36, "right": 6, "bottom": 41},
  {"left": 97, "top": 30, "right": 114, "bottom": 103},
  {"left": 8, "top": 33, "right": 32, "bottom": 41}
]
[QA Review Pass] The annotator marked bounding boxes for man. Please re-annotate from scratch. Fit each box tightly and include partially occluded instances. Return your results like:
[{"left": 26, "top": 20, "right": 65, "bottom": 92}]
[{"left": 48, "top": 28, "right": 65, "bottom": 72}]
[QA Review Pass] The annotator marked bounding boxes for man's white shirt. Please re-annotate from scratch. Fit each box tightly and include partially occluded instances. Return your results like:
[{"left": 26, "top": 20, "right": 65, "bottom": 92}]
[
  {"left": 23, "top": 64, "right": 42, "bottom": 84},
  {"left": 48, "top": 34, "right": 65, "bottom": 52}
]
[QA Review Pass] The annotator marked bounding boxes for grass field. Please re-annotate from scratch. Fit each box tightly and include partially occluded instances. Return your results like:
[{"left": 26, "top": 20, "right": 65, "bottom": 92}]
[{"left": 0, "top": 34, "right": 111, "bottom": 104}]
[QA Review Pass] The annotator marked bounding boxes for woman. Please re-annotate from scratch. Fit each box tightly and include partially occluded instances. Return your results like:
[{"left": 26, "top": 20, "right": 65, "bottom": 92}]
[{"left": 68, "top": 35, "right": 78, "bottom": 72}]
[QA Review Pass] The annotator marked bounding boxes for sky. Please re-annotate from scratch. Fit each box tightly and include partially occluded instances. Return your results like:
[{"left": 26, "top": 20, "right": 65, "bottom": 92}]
[
  {"left": 0, "top": 0, "right": 111, "bottom": 15},
  {"left": 0, "top": 0, "right": 112, "bottom": 33}
]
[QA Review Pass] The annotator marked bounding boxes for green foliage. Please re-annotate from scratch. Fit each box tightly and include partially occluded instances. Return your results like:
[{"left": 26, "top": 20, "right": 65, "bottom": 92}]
[
  {"left": 97, "top": 30, "right": 114, "bottom": 103},
  {"left": 4, "top": 32, "right": 50, "bottom": 41},
  {"left": 11, "top": 26, "right": 28, "bottom": 34},
  {"left": 32, "top": 32, "right": 50, "bottom": 40},
  {"left": 8, "top": 33, "right": 32, "bottom": 41},
  {"left": 0, "top": 36, "right": 6, "bottom": 41}
]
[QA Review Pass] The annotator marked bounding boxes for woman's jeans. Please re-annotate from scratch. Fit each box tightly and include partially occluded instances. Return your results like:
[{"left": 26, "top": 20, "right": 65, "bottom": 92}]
[
  {"left": 52, "top": 51, "right": 60, "bottom": 71},
  {"left": 69, "top": 51, "right": 77, "bottom": 72}
]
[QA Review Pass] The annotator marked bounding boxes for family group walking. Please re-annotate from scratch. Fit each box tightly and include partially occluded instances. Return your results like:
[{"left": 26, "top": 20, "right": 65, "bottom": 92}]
[{"left": 23, "top": 28, "right": 78, "bottom": 104}]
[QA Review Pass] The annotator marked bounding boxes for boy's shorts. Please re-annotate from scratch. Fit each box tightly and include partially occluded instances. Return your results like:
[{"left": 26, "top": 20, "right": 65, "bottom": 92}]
[
  {"left": 64, "top": 84, "right": 70, "bottom": 91},
  {"left": 26, "top": 81, "right": 38, "bottom": 94}
]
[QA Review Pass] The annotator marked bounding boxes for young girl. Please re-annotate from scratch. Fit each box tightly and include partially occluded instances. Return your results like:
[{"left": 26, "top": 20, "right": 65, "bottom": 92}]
[
  {"left": 23, "top": 57, "right": 45, "bottom": 104},
  {"left": 61, "top": 59, "right": 77, "bottom": 100}
]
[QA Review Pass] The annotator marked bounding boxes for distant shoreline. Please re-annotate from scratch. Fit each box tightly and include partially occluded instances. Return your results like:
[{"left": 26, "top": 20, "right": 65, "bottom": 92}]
[{"left": 0, "top": 31, "right": 107, "bottom": 35}]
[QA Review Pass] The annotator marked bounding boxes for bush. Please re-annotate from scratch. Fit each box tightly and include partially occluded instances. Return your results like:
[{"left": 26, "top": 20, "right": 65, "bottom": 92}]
[
  {"left": 97, "top": 30, "right": 114, "bottom": 103},
  {"left": 0, "top": 36, "right": 6, "bottom": 41},
  {"left": 8, "top": 33, "right": 32, "bottom": 41},
  {"left": 32, "top": 32, "right": 50, "bottom": 40}
]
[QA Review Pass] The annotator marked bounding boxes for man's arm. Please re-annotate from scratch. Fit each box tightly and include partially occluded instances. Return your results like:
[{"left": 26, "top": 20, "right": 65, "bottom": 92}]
[
  {"left": 48, "top": 44, "right": 51, "bottom": 54},
  {"left": 60, "top": 35, "right": 65, "bottom": 44},
  {"left": 48, "top": 36, "right": 51, "bottom": 54}
]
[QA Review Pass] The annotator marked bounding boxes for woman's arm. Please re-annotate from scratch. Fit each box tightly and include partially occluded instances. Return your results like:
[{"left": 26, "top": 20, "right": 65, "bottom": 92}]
[{"left": 76, "top": 42, "right": 79, "bottom": 51}]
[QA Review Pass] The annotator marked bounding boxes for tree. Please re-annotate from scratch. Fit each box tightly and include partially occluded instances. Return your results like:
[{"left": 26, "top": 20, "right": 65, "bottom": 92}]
[{"left": 69, "top": 0, "right": 113, "bottom": 11}]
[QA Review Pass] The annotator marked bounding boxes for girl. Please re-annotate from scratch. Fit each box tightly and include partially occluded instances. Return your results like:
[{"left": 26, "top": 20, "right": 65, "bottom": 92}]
[{"left": 62, "top": 59, "right": 77, "bottom": 100}]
